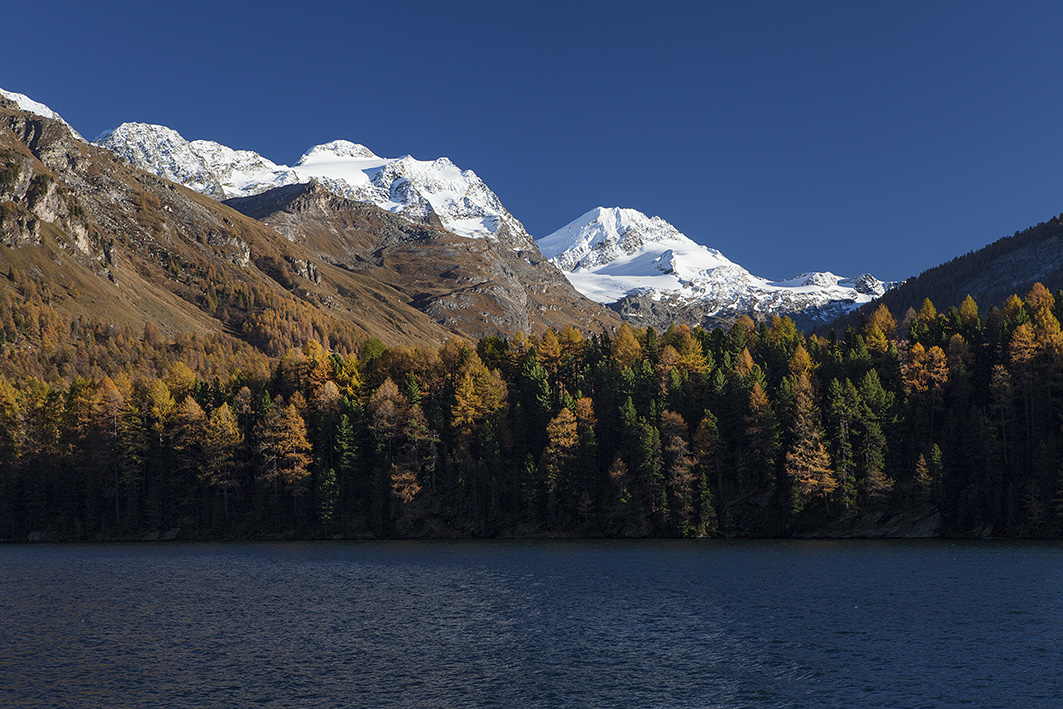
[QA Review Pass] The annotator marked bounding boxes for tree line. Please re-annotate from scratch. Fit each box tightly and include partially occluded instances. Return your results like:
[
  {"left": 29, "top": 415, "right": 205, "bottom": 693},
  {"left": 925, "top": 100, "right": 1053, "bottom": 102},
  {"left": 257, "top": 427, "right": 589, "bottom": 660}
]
[{"left": 3, "top": 278, "right": 1063, "bottom": 539}]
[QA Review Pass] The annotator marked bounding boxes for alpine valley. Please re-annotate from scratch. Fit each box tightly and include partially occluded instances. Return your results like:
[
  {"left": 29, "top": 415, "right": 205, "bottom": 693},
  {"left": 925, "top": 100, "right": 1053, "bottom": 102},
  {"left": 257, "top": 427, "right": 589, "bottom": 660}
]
[{"left": 9, "top": 84, "right": 1063, "bottom": 544}]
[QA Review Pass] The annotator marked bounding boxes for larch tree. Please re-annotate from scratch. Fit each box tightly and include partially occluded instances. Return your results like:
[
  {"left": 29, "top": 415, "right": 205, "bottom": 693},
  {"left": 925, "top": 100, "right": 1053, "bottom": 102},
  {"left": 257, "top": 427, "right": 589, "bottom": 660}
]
[
  {"left": 864, "top": 466, "right": 895, "bottom": 508},
  {"left": 1026, "top": 282, "right": 1055, "bottom": 315},
  {"left": 913, "top": 451, "right": 934, "bottom": 503},
  {"left": 744, "top": 380, "right": 779, "bottom": 493},
  {"left": 865, "top": 304, "right": 897, "bottom": 353},
  {"left": 1008, "top": 322, "right": 1037, "bottom": 447},
  {"left": 369, "top": 378, "right": 408, "bottom": 463},
  {"left": 541, "top": 406, "right": 579, "bottom": 524},
  {"left": 255, "top": 402, "right": 312, "bottom": 516},
  {"left": 172, "top": 397, "right": 206, "bottom": 466},
  {"left": 164, "top": 362, "right": 197, "bottom": 403},
  {"left": 201, "top": 402, "right": 242, "bottom": 520},
  {"left": 536, "top": 328, "right": 564, "bottom": 379},
  {"left": 451, "top": 356, "right": 507, "bottom": 442},
  {"left": 785, "top": 372, "right": 836, "bottom": 514},
  {"left": 958, "top": 294, "right": 980, "bottom": 329},
  {"left": 612, "top": 323, "right": 643, "bottom": 370}
]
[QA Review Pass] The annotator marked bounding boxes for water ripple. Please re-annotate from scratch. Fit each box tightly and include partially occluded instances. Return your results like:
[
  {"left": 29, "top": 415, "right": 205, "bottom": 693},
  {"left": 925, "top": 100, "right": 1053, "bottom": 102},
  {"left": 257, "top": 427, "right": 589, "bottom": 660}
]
[{"left": 1, "top": 540, "right": 1062, "bottom": 707}]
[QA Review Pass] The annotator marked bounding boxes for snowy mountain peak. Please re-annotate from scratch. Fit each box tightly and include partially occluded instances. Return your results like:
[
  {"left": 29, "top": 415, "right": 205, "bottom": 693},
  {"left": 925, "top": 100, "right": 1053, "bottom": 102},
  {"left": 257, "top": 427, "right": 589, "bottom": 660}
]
[
  {"left": 0, "top": 88, "right": 85, "bottom": 141},
  {"left": 840, "top": 274, "right": 888, "bottom": 296},
  {"left": 538, "top": 206, "right": 892, "bottom": 326},
  {"left": 539, "top": 206, "right": 734, "bottom": 275},
  {"left": 298, "top": 140, "right": 380, "bottom": 163},
  {"left": 96, "top": 122, "right": 224, "bottom": 196},
  {"left": 95, "top": 123, "right": 530, "bottom": 245}
]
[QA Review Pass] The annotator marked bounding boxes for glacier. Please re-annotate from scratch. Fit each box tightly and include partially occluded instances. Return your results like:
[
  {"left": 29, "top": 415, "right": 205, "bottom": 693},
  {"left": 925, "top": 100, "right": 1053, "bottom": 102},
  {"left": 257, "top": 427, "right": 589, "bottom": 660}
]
[{"left": 540, "top": 207, "right": 893, "bottom": 325}]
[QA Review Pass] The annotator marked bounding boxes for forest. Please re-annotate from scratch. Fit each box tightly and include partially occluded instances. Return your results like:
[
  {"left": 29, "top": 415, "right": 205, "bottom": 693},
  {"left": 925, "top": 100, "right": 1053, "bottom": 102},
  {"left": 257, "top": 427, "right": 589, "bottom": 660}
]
[{"left": 3, "top": 269, "right": 1063, "bottom": 540}]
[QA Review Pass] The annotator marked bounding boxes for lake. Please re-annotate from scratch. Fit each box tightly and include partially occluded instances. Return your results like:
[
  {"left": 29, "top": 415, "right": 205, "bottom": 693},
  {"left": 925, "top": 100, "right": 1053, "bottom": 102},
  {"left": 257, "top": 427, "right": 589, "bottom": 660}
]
[{"left": 1, "top": 540, "right": 1060, "bottom": 707}]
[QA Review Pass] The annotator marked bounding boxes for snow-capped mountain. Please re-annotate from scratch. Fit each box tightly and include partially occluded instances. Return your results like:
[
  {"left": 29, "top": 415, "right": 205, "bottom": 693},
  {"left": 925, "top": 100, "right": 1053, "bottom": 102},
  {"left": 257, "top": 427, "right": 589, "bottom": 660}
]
[
  {"left": 4, "top": 85, "right": 892, "bottom": 330},
  {"left": 0, "top": 88, "right": 84, "bottom": 141},
  {"left": 95, "top": 124, "right": 532, "bottom": 247},
  {"left": 539, "top": 207, "right": 892, "bottom": 326}
]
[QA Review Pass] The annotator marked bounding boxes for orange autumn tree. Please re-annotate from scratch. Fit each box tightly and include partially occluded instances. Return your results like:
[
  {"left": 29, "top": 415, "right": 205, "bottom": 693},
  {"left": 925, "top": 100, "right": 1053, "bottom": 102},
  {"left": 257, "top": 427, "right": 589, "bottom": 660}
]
[{"left": 785, "top": 372, "right": 836, "bottom": 513}]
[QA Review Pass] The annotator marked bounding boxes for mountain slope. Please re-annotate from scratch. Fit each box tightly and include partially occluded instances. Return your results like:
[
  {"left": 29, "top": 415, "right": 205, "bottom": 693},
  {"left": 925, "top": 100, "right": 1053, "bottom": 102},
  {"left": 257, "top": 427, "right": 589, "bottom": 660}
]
[
  {"left": 0, "top": 94, "right": 450, "bottom": 349},
  {"left": 540, "top": 207, "right": 891, "bottom": 329},
  {"left": 0, "top": 88, "right": 84, "bottom": 141},
  {"left": 830, "top": 213, "right": 1063, "bottom": 329},
  {"left": 1, "top": 91, "right": 617, "bottom": 350},
  {"left": 222, "top": 182, "right": 619, "bottom": 337}
]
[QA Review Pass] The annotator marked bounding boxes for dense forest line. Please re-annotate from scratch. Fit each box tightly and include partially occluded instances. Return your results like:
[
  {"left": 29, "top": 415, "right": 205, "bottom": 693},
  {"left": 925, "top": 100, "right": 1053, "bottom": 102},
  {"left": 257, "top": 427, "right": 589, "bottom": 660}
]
[{"left": 3, "top": 269, "right": 1063, "bottom": 540}]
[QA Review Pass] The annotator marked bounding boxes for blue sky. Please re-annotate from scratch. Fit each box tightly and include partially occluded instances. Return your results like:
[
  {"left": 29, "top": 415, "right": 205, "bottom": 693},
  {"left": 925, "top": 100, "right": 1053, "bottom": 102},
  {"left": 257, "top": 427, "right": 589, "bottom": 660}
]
[{"left": 4, "top": 0, "right": 1063, "bottom": 283}]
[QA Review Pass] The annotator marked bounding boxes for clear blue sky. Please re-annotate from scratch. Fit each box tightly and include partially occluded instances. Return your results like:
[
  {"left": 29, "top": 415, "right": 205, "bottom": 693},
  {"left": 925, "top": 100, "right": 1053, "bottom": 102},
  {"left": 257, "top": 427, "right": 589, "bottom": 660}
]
[{"left": 4, "top": 0, "right": 1063, "bottom": 282}]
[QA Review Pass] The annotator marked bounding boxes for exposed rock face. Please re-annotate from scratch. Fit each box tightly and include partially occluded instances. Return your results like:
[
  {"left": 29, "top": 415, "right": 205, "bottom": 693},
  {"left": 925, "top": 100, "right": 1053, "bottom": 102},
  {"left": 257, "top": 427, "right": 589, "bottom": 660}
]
[
  {"left": 1, "top": 110, "right": 98, "bottom": 254},
  {"left": 799, "top": 506, "right": 942, "bottom": 539},
  {"left": 224, "top": 183, "right": 620, "bottom": 339},
  {"left": 96, "top": 123, "right": 227, "bottom": 197},
  {"left": 1, "top": 103, "right": 446, "bottom": 345},
  {"left": 91, "top": 118, "right": 619, "bottom": 339}
]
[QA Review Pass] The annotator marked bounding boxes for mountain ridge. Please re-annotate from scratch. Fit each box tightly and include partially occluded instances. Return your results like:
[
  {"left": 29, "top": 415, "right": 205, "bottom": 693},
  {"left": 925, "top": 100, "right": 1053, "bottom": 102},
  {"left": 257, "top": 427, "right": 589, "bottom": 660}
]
[
  {"left": 95, "top": 123, "right": 535, "bottom": 249},
  {"left": 96, "top": 116, "right": 897, "bottom": 330}
]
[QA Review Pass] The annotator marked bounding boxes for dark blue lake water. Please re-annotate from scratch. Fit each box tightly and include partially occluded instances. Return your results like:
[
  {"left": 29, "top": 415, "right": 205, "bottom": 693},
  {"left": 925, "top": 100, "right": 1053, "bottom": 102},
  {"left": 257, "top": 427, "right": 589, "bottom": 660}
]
[{"left": 1, "top": 540, "right": 1061, "bottom": 708}]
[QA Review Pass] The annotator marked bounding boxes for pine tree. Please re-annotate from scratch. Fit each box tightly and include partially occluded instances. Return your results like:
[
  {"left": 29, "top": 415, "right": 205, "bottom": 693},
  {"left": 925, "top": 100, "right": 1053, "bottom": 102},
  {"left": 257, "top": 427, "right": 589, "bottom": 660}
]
[
  {"left": 826, "top": 378, "right": 858, "bottom": 511},
  {"left": 605, "top": 455, "right": 633, "bottom": 533},
  {"left": 318, "top": 467, "right": 339, "bottom": 531},
  {"left": 692, "top": 410, "right": 721, "bottom": 520},
  {"left": 661, "top": 410, "right": 696, "bottom": 535}
]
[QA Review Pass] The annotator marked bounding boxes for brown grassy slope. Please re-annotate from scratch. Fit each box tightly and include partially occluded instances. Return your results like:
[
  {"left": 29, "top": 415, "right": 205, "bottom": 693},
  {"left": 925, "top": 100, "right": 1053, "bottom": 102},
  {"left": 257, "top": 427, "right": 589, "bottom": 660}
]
[
  {"left": 0, "top": 104, "right": 448, "bottom": 348},
  {"left": 1, "top": 99, "right": 618, "bottom": 351}
]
